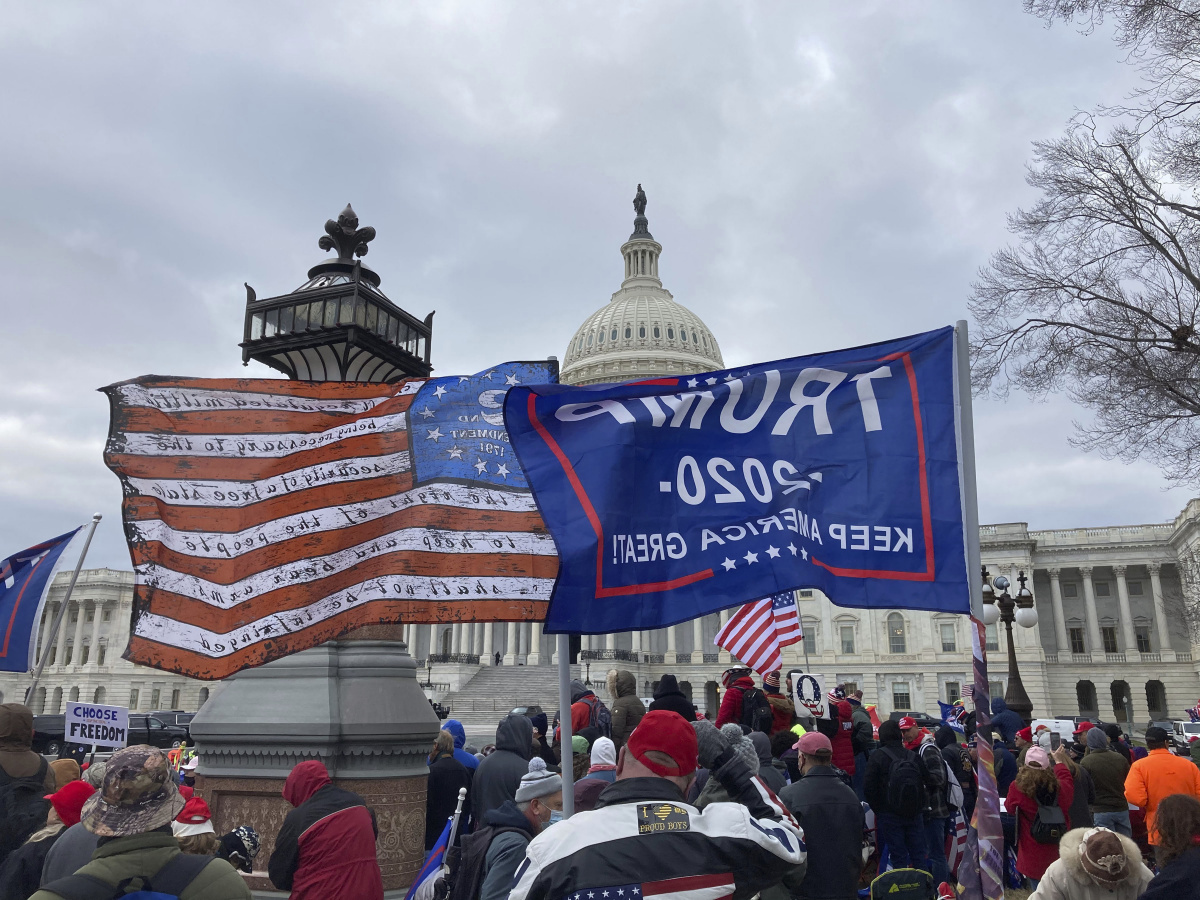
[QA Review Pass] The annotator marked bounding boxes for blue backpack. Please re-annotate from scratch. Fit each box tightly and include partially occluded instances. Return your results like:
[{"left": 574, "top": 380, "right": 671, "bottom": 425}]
[{"left": 44, "top": 852, "right": 212, "bottom": 900}]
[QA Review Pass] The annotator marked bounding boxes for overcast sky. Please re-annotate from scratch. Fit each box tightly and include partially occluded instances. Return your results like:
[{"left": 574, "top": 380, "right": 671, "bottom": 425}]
[{"left": 2, "top": 2, "right": 1192, "bottom": 570}]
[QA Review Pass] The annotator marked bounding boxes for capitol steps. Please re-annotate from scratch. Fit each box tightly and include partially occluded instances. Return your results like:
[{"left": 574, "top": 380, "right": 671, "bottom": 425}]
[{"left": 440, "top": 664, "right": 583, "bottom": 746}]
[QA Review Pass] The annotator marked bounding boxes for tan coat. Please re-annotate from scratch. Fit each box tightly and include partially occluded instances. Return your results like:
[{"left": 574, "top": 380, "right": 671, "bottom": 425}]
[{"left": 1030, "top": 828, "right": 1153, "bottom": 900}]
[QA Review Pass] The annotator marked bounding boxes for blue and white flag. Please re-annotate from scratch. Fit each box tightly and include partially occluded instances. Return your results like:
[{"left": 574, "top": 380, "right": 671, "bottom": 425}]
[
  {"left": 405, "top": 817, "right": 451, "bottom": 900},
  {"left": 939, "top": 699, "right": 969, "bottom": 734},
  {"left": 0, "top": 529, "right": 82, "bottom": 673},
  {"left": 505, "top": 327, "right": 970, "bottom": 633}
]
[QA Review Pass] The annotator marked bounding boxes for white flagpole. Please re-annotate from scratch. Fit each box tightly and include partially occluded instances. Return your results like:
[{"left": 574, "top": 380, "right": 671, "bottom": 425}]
[
  {"left": 26, "top": 513, "right": 102, "bottom": 704},
  {"left": 954, "top": 322, "right": 983, "bottom": 617},
  {"left": 557, "top": 633, "right": 575, "bottom": 817}
]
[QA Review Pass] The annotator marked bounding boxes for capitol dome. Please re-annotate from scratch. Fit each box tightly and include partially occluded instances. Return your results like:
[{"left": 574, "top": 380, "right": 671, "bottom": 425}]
[{"left": 561, "top": 185, "right": 724, "bottom": 385}]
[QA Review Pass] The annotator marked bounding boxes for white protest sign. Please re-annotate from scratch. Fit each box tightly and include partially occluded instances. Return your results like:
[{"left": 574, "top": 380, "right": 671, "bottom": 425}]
[
  {"left": 65, "top": 701, "right": 129, "bottom": 748},
  {"left": 787, "top": 669, "right": 828, "bottom": 719}
]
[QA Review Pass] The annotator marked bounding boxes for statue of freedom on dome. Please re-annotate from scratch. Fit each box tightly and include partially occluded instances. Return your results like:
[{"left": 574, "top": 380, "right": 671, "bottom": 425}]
[{"left": 633, "top": 183, "right": 647, "bottom": 217}]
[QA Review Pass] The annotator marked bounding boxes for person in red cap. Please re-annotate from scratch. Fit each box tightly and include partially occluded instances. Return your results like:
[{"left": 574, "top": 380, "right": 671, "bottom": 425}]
[
  {"left": 0, "top": 780, "right": 94, "bottom": 899},
  {"left": 899, "top": 716, "right": 952, "bottom": 886},
  {"left": 1015, "top": 726, "right": 1034, "bottom": 766},
  {"left": 269, "top": 760, "right": 383, "bottom": 900},
  {"left": 173, "top": 796, "right": 218, "bottom": 855},
  {"left": 508, "top": 711, "right": 807, "bottom": 900},
  {"left": 778, "top": 732, "right": 864, "bottom": 900},
  {"left": 715, "top": 667, "right": 770, "bottom": 731}
]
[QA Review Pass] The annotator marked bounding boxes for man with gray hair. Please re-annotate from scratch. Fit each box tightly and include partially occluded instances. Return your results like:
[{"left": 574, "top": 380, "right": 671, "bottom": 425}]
[
  {"left": 448, "top": 757, "right": 562, "bottom": 900},
  {"left": 1081, "top": 726, "right": 1131, "bottom": 836}
]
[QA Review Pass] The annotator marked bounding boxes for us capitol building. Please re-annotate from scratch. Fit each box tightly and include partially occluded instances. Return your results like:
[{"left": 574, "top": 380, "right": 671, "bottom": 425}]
[{"left": 6, "top": 187, "right": 1200, "bottom": 740}]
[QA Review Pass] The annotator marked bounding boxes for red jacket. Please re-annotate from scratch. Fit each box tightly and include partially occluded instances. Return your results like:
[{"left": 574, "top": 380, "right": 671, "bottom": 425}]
[
  {"left": 1005, "top": 763, "right": 1075, "bottom": 881},
  {"left": 268, "top": 761, "right": 383, "bottom": 900},
  {"left": 828, "top": 699, "right": 856, "bottom": 775},
  {"left": 716, "top": 677, "right": 757, "bottom": 728}
]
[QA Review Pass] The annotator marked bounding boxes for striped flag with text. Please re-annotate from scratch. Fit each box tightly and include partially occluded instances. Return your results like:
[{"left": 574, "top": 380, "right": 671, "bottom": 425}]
[{"left": 102, "top": 363, "right": 556, "bottom": 679}]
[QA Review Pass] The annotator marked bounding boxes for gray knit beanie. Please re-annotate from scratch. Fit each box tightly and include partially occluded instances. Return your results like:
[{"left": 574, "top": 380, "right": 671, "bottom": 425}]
[
  {"left": 720, "top": 723, "right": 759, "bottom": 771},
  {"left": 1086, "top": 728, "right": 1109, "bottom": 750},
  {"left": 515, "top": 757, "right": 562, "bottom": 802}
]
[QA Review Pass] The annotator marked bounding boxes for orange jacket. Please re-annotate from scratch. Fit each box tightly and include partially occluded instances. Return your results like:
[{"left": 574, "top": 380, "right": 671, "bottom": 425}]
[{"left": 1124, "top": 747, "right": 1200, "bottom": 843}]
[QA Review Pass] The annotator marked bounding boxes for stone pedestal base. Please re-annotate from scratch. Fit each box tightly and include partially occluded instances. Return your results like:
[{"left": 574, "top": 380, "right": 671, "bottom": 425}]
[{"left": 190, "top": 631, "right": 438, "bottom": 897}]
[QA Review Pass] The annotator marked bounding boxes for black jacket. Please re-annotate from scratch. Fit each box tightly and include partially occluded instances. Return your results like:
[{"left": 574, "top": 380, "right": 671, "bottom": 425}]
[
  {"left": 471, "top": 715, "right": 534, "bottom": 823},
  {"left": 648, "top": 675, "right": 697, "bottom": 722},
  {"left": 0, "top": 828, "right": 62, "bottom": 900},
  {"left": 863, "top": 741, "right": 928, "bottom": 818},
  {"left": 779, "top": 767, "right": 865, "bottom": 900},
  {"left": 508, "top": 754, "right": 807, "bottom": 900},
  {"left": 427, "top": 753, "right": 472, "bottom": 850},
  {"left": 1142, "top": 845, "right": 1200, "bottom": 900}
]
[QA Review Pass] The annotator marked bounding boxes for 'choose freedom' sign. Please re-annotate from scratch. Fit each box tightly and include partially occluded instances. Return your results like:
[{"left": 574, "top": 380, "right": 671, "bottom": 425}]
[{"left": 65, "top": 701, "right": 129, "bottom": 748}]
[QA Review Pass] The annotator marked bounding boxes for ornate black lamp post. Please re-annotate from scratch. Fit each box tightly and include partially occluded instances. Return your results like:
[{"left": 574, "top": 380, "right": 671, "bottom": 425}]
[
  {"left": 981, "top": 567, "right": 1038, "bottom": 725},
  {"left": 241, "top": 204, "right": 434, "bottom": 381}
]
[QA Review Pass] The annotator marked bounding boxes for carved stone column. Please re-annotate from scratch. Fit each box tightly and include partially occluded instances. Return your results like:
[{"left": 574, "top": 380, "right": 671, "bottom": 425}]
[
  {"left": 1148, "top": 563, "right": 1173, "bottom": 654},
  {"left": 1080, "top": 567, "right": 1103, "bottom": 655},
  {"left": 691, "top": 617, "right": 705, "bottom": 664},
  {"left": 190, "top": 630, "right": 439, "bottom": 898},
  {"left": 665, "top": 625, "right": 679, "bottom": 664},
  {"left": 528, "top": 622, "right": 543, "bottom": 665},
  {"left": 1047, "top": 569, "right": 1070, "bottom": 655},
  {"left": 1113, "top": 565, "right": 1137, "bottom": 653}
]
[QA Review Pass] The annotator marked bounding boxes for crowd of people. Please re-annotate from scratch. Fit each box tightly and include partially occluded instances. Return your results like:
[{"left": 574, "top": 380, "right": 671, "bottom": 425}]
[{"left": 9, "top": 670, "right": 1200, "bottom": 900}]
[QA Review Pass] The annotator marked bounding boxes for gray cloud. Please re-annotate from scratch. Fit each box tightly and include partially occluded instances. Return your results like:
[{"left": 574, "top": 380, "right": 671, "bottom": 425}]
[{"left": 0, "top": 2, "right": 1188, "bottom": 569}]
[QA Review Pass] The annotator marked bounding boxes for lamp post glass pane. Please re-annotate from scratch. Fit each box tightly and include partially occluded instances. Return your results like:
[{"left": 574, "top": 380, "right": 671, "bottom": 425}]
[
  {"left": 387, "top": 317, "right": 399, "bottom": 344},
  {"left": 366, "top": 303, "right": 378, "bottom": 333},
  {"left": 279, "top": 306, "right": 294, "bottom": 334},
  {"left": 338, "top": 296, "right": 354, "bottom": 325},
  {"left": 324, "top": 300, "right": 338, "bottom": 327},
  {"left": 354, "top": 298, "right": 367, "bottom": 328},
  {"left": 265, "top": 309, "right": 279, "bottom": 337},
  {"left": 251, "top": 313, "right": 264, "bottom": 340},
  {"left": 294, "top": 303, "right": 309, "bottom": 332}
]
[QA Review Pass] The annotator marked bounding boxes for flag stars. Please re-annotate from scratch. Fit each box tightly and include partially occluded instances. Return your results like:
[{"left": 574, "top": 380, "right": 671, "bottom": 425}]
[
  {"left": 801, "top": 547, "right": 809, "bottom": 560},
  {"left": 505, "top": 373, "right": 520, "bottom": 386},
  {"left": 496, "top": 463, "right": 510, "bottom": 478},
  {"left": 765, "top": 545, "right": 781, "bottom": 559},
  {"left": 432, "top": 385, "right": 448, "bottom": 399},
  {"left": 723, "top": 374, "right": 737, "bottom": 382},
  {"left": 743, "top": 551, "right": 759, "bottom": 565},
  {"left": 687, "top": 378, "right": 698, "bottom": 388},
  {"left": 704, "top": 376, "right": 717, "bottom": 385},
  {"left": 417, "top": 407, "right": 436, "bottom": 419},
  {"left": 473, "top": 459, "right": 488, "bottom": 474},
  {"left": 447, "top": 446, "right": 464, "bottom": 460},
  {"left": 426, "top": 427, "right": 444, "bottom": 442},
  {"left": 787, "top": 543, "right": 797, "bottom": 556},
  {"left": 458, "top": 376, "right": 471, "bottom": 384},
  {"left": 722, "top": 558, "right": 737, "bottom": 571},
  {"left": 602, "top": 892, "right": 610, "bottom": 897}
]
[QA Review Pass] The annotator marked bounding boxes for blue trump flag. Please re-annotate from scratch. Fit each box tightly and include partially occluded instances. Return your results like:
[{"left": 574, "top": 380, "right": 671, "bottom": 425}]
[
  {"left": 504, "top": 327, "right": 970, "bottom": 633},
  {"left": 0, "top": 529, "right": 81, "bottom": 673}
]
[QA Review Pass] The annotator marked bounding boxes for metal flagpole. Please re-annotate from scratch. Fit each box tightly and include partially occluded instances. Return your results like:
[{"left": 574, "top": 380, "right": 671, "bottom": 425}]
[
  {"left": 955, "top": 320, "right": 1003, "bottom": 900},
  {"left": 26, "top": 513, "right": 102, "bottom": 704},
  {"left": 557, "top": 633, "right": 575, "bottom": 818}
]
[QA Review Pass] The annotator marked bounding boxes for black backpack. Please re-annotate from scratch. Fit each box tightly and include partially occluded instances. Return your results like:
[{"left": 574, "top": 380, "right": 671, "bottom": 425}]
[
  {"left": 445, "top": 825, "right": 530, "bottom": 900},
  {"left": 1029, "top": 796, "right": 1067, "bottom": 845},
  {"left": 43, "top": 851, "right": 212, "bottom": 899},
  {"left": 583, "top": 696, "right": 613, "bottom": 739},
  {"left": 739, "top": 687, "right": 773, "bottom": 734},
  {"left": 0, "top": 758, "right": 50, "bottom": 868},
  {"left": 884, "top": 747, "right": 926, "bottom": 819}
]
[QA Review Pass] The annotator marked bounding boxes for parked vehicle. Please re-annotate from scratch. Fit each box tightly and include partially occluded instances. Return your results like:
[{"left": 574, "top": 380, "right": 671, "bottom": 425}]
[
  {"left": 1172, "top": 720, "right": 1200, "bottom": 746},
  {"left": 510, "top": 705, "right": 544, "bottom": 718},
  {"left": 149, "top": 710, "right": 194, "bottom": 740},
  {"left": 32, "top": 715, "right": 67, "bottom": 755},
  {"left": 127, "top": 715, "right": 190, "bottom": 748},
  {"left": 887, "top": 711, "right": 941, "bottom": 729}
]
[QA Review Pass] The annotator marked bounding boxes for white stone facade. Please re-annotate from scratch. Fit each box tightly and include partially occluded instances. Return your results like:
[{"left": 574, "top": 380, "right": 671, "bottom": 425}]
[{"left": 0, "top": 569, "right": 211, "bottom": 715}]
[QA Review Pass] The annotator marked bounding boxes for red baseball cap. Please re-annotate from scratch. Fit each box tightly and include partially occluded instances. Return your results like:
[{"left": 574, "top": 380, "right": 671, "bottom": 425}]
[
  {"left": 1016, "top": 726, "right": 1033, "bottom": 742},
  {"left": 175, "top": 796, "right": 212, "bottom": 825},
  {"left": 897, "top": 716, "right": 918, "bottom": 730},
  {"left": 1072, "top": 722, "right": 1095, "bottom": 736},
  {"left": 793, "top": 732, "right": 832, "bottom": 754},
  {"left": 626, "top": 710, "right": 699, "bottom": 777},
  {"left": 45, "top": 780, "right": 95, "bottom": 828}
]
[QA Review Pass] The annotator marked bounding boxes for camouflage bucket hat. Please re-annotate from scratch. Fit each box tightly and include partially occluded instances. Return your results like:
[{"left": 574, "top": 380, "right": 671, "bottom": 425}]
[{"left": 81, "top": 745, "right": 186, "bottom": 837}]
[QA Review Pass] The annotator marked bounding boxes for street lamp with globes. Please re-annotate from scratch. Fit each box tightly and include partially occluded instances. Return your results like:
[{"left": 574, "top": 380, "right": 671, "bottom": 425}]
[{"left": 981, "top": 567, "right": 1038, "bottom": 725}]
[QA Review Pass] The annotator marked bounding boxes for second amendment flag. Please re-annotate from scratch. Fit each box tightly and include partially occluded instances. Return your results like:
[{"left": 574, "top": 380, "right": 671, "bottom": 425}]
[{"left": 103, "top": 362, "right": 556, "bottom": 679}]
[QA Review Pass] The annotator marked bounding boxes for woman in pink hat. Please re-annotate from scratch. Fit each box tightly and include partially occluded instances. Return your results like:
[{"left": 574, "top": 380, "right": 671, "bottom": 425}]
[{"left": 1006, "top": 744, "right": 1075, "bottom": 888}]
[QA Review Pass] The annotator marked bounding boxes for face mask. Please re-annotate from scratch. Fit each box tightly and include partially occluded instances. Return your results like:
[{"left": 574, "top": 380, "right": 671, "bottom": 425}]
[{"left": 547, "top": 809, "right": 563, "bottom": 827}]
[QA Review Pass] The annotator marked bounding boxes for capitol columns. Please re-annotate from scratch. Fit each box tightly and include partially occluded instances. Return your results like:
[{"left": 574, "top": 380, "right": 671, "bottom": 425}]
[
  {"left": 528, "top": 622, "right": 543, "bottom": 665},
  {"left": 88, "top": 602, "right": 105, "bottom": 667},
  {"left": 1148, "top": 563, "right": 1173, "bottom": 657},
  {"left": 1047, "top": 569, "right": 1070, "bottom": 655},
  {"left": 504, "top": 622, "right": 519, "bottom": 665},
  {"left": 665, "top": 625, "right": 679, "bottom": 665},
  {"left": 691, "top": 617, "right": 705, "bottom": 664},
  {"left": 481, "top": 622, "right": 494, "bottom": 664},
  {"left": 1113, "top": 565, "right": 1137, "bottom": 654},
  {"left": 718, "top": 609, "right": 732, "bottom": 664},
  {"left": 1080, "top": 567, "right": 1103, "bottom": 655},
  {"left": 70, "top": 601, "right": 86, "bottom": 666},
  {"left": 37, "top": 604, "right": 56, "bottom": 666}
]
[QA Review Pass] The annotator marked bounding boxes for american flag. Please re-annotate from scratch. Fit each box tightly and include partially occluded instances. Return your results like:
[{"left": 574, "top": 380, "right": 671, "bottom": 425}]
[
  {"left": 102, "top": 363, "right": 556, "bottom": 679},
  {"left": 713, "top": 591, "right": 803, "bottom": 675},
  {"left": 564, "top": 874, "right": 734, "bottom": 900}
]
